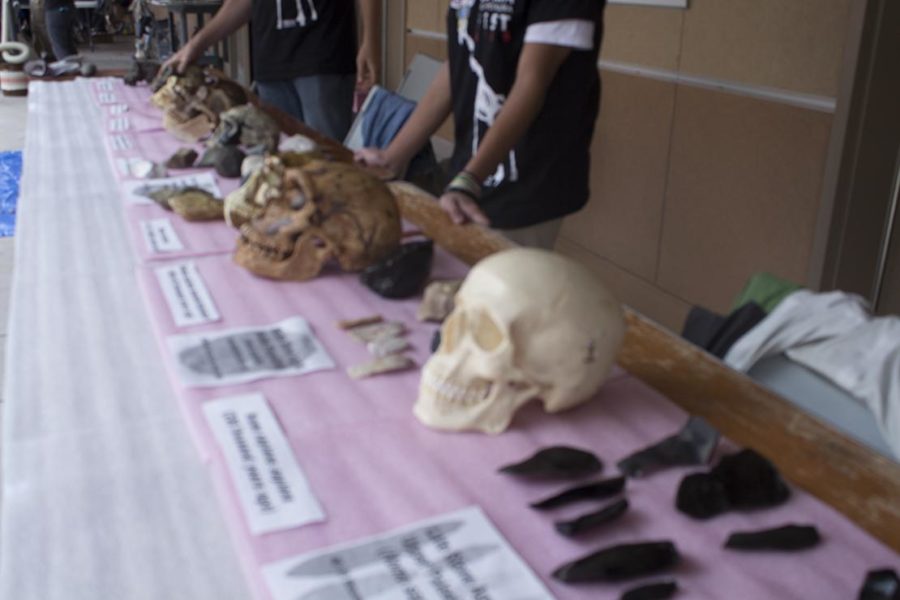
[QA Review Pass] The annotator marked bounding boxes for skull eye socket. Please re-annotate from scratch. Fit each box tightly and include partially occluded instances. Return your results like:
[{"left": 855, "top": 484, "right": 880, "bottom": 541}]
[
  {"left": 472, "top": 310, "right": 504, "bottom": 352},
  {"left": 440, "top": 311, "right": 465, "bottom": 353}
]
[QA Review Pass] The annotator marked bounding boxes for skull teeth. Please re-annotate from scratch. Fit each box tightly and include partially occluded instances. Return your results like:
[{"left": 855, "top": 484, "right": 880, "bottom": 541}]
[
  {"left": 422, "top": 370, "right": 492, "bottom": 409},
  {"left": 239, "top": 227, "right": 293, "bottom": 261}
]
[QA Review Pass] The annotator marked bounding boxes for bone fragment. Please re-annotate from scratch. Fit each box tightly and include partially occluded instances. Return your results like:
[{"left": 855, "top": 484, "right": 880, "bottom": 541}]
[
  {"left": 347, "top": 354, "right": 415, "bottom": 379},
  {"left": 337, "top": 315, "right": 383, "bottom": 330},
  {"left": 346, "top": 321, "right": 405, "bottom": 344}
]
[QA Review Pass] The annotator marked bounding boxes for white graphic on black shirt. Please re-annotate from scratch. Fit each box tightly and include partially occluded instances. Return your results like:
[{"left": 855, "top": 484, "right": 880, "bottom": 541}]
[
  {"left": 276, "top": 0, "right": 318, "bottom": 30},
  {"left": 457, "top": 2, "right": 519, "bottom": 187}
]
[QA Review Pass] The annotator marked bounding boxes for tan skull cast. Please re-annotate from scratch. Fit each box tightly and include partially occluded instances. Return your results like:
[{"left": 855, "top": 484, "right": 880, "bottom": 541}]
[
  {"left": 234, "top": 159, "right": 402, "bottom": 281},
  {"left": 415, "top": 248, "right": 626, "bottom": 434},
  {"left": 151, "top": 65, "right": 248, "bottom": 142}
]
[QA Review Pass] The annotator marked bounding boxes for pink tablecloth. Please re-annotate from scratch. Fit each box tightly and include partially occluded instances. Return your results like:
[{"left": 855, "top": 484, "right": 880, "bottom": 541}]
[{"left": 102, "top": 77, "right": 899, "bottom": 600}]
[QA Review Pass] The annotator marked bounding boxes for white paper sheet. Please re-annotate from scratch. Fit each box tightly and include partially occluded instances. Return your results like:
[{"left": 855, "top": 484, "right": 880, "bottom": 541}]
[
  {"left": 97, "top": 92, "right": 118, "bottom": 104},
  {"left": 262, "top": 506, "right": 553, "bottom": 600},
  {"left": 122, "top": 172, "right": 221, "bottom": 205},
  {"left": 109, "top": 117, "right": 132, "bottom": 132},
  {"left": 167, "top": 316, "right": 335, "bottom": 387},
  {"left": 141, "top": 218, "right": 185, "bottom": 254},
  {"left": 155, "top": 262, "right": 221, "bottom": 327},
  {"left": 108, "top": 103, "right": 130, "bottom": 115},
  {"left": 110, "top": 133, "right": 134, "bottom": 151},
  {"left": 203, "top": 393, "right": 326, "bottom": 535}
]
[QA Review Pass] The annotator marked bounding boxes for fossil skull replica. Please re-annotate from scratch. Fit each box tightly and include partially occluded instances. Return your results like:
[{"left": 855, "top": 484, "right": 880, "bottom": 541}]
[
  {"left": 209, "top": 104, "right": 281, "bottom": 153},
  {"left": 416, "top": 248, "right": 626, "bottom": 434},
  {"left": 234, "top": 159, "right": 402, "bottom": 281},
  {"left": 150, "top": 65, "right": 248, "bottom": 142},
  {"left": 224, "top": 151, "right": 324, "bottom": 228}
]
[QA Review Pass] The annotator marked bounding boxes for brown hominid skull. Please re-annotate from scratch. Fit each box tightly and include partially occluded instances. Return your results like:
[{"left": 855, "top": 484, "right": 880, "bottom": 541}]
[{"left": 234, "top": 159, "right": 402, "bottom": 281}]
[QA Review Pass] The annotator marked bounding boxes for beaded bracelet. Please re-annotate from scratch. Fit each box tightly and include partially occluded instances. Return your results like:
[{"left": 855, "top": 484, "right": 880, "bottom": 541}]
[{"left": 445, "top": 171, "right": 483, "bottom": 201}]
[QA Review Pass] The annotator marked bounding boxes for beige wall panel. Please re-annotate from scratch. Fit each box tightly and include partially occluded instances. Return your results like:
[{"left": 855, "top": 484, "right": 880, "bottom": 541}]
[
  {"left": 601, "top": 5, "right": 684, "bottom": 71},
  {"left": 406, "top": 0, "right": 441, "bottom": 32},
  {"left": 657, "top": 86, "right": 833, "bottom": 312},
  {"left": 557, "top": 239, "right": 691, "bottom": 333},
  {"left": 679, "top": 0, "right": 851, "bottom": 97},
  {"left": 560, "top": 71, "right": 675, "bottom": 280}
]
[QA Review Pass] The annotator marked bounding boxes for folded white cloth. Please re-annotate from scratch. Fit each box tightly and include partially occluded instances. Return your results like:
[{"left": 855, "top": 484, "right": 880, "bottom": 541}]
[
  {"left": 723, "top": 290, "right": 871, "bottom": 372},
  {"left": 787, "top": 318, "right": 900, "bottom": 457}
]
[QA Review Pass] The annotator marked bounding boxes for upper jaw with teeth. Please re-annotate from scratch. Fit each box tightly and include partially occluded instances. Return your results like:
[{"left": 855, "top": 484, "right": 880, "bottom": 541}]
[
  {"left": 238, "top": 224, "right": 294, "bottom": 261},
  {"left": 422, "top": 369, "right": 493, "bottom": 410}
]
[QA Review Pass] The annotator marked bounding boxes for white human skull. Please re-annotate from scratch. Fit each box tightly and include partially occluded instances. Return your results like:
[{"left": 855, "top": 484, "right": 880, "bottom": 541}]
[{"left": 415, "top": 248, "right": 626, "bottom": 434}]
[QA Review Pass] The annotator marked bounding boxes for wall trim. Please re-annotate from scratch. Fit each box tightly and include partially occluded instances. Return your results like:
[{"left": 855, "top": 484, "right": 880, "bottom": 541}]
[{"left": 406, "top": 28, "right": 837, "bottom": 114}]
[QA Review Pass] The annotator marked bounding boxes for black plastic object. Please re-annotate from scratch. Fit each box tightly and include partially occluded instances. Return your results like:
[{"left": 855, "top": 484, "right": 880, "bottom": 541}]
[
  {"left": 675, "top": 473, "right": 729, "bottom": 519},
  {"left": 552, "top": 541, "right": 679, "bottom": 583},
  {"left": 621, "top": 581, "right": 678, "bottom": 600},
  {"left": 499, "top": 446, "right": 602, "bottom": 480},
  {"left": 859, "top": 569, "right": 900, "bottom": 600},
  {"left": 531, "top": 477, "right": 626, "bottom": 510},
  {"left": 724, "top": 524, "right": 820, "bottom": 551},
  {"left": 359, "top": 241, "right": 434, "bottom": 299},
  {"left": 617, "top": 416, "right": 719, "bottom": 477},
  {"left": 555, "top": 498, "right": 629, "bottom": 537},
  {"left": 675, "top": 448, "right": 790, "bottom": 519}
]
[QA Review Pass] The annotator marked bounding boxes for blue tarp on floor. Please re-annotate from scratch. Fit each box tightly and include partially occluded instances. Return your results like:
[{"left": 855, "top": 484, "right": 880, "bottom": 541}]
[{"left": 0, "top": 150, "right": 22, "bottom": 237}]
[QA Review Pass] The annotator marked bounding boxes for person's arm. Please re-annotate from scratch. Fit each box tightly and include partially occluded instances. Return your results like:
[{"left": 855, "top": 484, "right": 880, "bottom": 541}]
[
  {"left": 164, "top": 0, "right": 252, "bottom": 72},
  {"left": 355, "top": 0, "right": 381, "bottom": 93},
  {"left": 355, "top": 61, "right": 452, "bottom": 175},
  {"left": 441, "top": 42, "right": 572, "bottom": 225}
]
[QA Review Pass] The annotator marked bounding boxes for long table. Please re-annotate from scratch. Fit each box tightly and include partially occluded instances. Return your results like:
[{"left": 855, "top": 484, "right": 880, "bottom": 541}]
[{"left": 2, "top": 78, "right": 898, "bottom": 600}]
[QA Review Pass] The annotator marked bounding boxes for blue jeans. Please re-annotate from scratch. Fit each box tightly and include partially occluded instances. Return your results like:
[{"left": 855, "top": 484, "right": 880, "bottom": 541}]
[{"left": 256, "top": 74, "right": 355, "bottom": 141}]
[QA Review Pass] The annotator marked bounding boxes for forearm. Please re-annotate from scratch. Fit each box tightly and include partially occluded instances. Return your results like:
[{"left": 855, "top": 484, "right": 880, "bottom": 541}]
[
  {"left": 385, "top": 62, "right": 452, "bottom": 167},
  {"left": 186, "top": 0, "right": 252, "bottom": 53},
  {"left": 357, "top": 0, "right": 380, "bottom": 53}
]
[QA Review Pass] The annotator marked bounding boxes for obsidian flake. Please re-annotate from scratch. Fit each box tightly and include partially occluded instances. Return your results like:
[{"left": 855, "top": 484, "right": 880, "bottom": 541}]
[
  {"left": 725, "top": 524, "right": 820, "bottom": 551},
  {"left": 621, "top": 580, "right": 678, "bottom": 600},
  {"left": 711, "top": 449, "right": 790, "bottom": 509},
  {"left": 499, "top": 446, "right": 603, "bottom": 480},
  {"left": 617, "top": 416, "right": 719, "bottom": 477},
  {"left": 531, "top": 477, "right": 626, "bottom": 510},
  {"left": 555, "top": 498, "right": 629, "bottom": 537},
  {"left": 553, "top": 541, "right": 680, "bottom": 583},
  {"left": 359, "top": 241, "right": 434, "bottom": 299},
  {"left": 858, "top": 568, "right": 900, "bottom": 600},
  {"left": 675, "top": 472, "right": 729, "bottom": 519}
]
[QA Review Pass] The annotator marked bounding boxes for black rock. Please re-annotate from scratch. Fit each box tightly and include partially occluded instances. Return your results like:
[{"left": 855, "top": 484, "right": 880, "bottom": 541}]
[
  {"left": 359, "top": 241, "right": 434, "bottom": 299},
  {"left": 430, "top": 329, "right": 441, "bottom": 353},
  {"left": 555, "top": 498, "right": 629, "bottom": 537},
  {"left": 858, "top": 569, "right": 900, "bottom": 600},
  {"left": 675, "top": 472, "right": 729, "bottom": 519},
  {"left": 553, "top": 541, "right": 679, "bottom": 583},
  {"left": 712, "top": 449, "right": 790, "bottom": 509},
  {"left": 617, "top": 416, "right": 719, "bottom": 478},
  {"left": 499, "top": 446, "right": 603, "bottom": 480},
  {"left": 198, "top": 145, "right": 245, "bottom": 179},
  {"left": 531, "top": 477, "right": 626, "bottom": 510},
  {"left": 165, "top": 147, "right": 198, "bottom": 169},
  {"left": 725, "top": 524, "right": 821, "bottom": 551},
  {"left": 621, "top": 580, "right": 678, "bottom": 600}
]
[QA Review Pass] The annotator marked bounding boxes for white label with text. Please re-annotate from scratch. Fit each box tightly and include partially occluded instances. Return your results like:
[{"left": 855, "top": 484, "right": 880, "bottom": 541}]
[
  {"left": 155, "top": 262, "right": 221, "bottom": 327},
  {"left": 141, "top": 218, "right": 184, "bottom": 254}
]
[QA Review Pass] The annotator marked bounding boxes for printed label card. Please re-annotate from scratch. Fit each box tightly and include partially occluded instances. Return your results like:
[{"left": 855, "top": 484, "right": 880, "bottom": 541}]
[
  {"left": 94, "top": 79, "right": 114, "bottom": 91},
  {"left": 141, "top": 218, "right": 184, "bottom": 254},
  {"left": 122, "top": 172, "right": 221, "bottom": 205},
  {"left": 203, "top": 393, "right": 326, "bottom": 535},
  {"left": 108, "top": 117, "right": 132, "bottom": 132},
  {"left": 97, "top": 92, "right": 118, "bottom": 104},
  {"left": 108, "top": 103, "right": 130, "bottom": 115},
  {"left": 110, "top": 134, "right": 134, "bottom": 152},
  {"left": 262, "top": 506, "right": 554, "bottom": 600},
  {"left": 155, "top": 262, "right": 221, "bottom": 327},
  {"left": 167, "top": 317, "right": 335, "bottom": 387}
]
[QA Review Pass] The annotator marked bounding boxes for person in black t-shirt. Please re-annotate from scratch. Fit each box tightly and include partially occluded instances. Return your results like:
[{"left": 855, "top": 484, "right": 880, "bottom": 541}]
[
  {"left": 356, "top": 0, "right": 605, "bottom": 249},
  {"left": 165, "top": 0, "right": 381, "bottom": 141}
]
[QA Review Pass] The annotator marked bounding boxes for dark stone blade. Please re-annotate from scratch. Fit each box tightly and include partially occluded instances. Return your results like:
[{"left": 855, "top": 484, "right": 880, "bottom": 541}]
[
  {"left": 617, "top": 416, "right": 719, "bottom": 477},
  {"left": 675, "top": 472, "right": 730, "bottom": 519},
  {"left": 552, "top": 541, "right": 680, "bottom": 583},
  {"left": 531, "top": 477, "right": 626, "bottom": 510},
  {"left": 555, "top": 498, "right": 629, "bottom": 537},
  {"left": 499, "top": 446, "right": 603, "bottom": 479},
  {"left": 359, "top": 241, "right": 434, "bottom": 299},
  {"left": 711, "top": 448, "right": 790, "bottom": 509},
  {"left": 858, "top": 569, "right": 900, "bottom": 600},
  {"left": 725, "top": 524, "right": 821, "bottom": 551},
  {"left": 621, "top": 580, "right": 679, "bottom": 600}
]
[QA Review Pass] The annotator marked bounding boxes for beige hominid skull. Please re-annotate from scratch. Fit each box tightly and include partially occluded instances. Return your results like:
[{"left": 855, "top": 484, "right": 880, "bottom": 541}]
[
  {"left": 234, "top": 159, "right": 402, "bottom": 281},
  {"left": 415, "top": 248, "right": 626, "bottom": 434}
]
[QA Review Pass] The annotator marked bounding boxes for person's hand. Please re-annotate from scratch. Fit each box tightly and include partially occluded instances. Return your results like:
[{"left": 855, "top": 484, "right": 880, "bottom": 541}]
[
  {"left": 355, "top": 42, "right": 379, "bottom": 95},
  {"left": 439, "top": 191, "right": 490, "bottom": 226},
  {"left": 163, "top": 42, "right": 200, "bottom": 74},
  {"left": 354, "top": 147, "right": 403, "bottom": 180}
]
